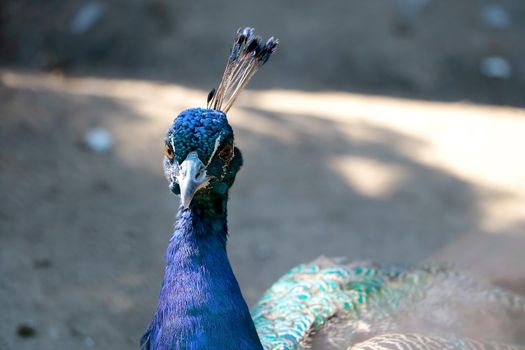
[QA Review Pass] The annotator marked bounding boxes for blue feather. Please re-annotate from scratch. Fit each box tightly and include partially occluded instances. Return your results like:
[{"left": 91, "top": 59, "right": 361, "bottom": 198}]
[{"left": 142, "top": 206, "right": 262, "bottom": 349}]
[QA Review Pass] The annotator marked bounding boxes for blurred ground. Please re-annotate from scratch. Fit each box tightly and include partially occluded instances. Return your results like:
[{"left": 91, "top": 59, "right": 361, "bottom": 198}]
[
  {"left": 2, "top": 0, "right": 525, "bottom": 105},
  {"left": 1, "top": 0, "right": 525, "bottom": 349}
]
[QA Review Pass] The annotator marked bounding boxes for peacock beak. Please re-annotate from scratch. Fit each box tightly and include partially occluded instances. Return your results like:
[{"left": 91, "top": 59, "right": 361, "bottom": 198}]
[{"left": 176, "top": 151, "right": 209, "bottom": 209}]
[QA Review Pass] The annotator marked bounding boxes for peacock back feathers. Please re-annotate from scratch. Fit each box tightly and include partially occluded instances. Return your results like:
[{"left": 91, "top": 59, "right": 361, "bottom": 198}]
[{"left": 251, "top": 258, "right": 525, "bottom": 350}]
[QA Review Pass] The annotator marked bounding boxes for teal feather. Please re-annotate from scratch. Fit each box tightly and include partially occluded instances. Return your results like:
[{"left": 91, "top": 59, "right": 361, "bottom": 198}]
[{"left": 251, "top": 258, "right": 525, "bottom": 350}]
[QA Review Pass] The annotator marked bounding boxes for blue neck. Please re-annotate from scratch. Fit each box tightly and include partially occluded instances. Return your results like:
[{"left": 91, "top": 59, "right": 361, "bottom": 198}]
[{"left": 142, "top": 200, "right": 263, "bottom": 350}]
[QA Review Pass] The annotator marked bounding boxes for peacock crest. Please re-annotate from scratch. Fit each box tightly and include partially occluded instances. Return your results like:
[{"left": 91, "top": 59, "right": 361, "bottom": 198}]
[{"left": 207, "top": 27, "right": 278, "bottom": 113}]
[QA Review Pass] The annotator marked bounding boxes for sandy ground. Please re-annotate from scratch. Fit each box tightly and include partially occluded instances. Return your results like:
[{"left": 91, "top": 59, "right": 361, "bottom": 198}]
[
  {"left": 3, "top": 0, "right": 525, "bottom": 107},
  {"left": 1, "top": 70, "right": 524, "bottom": 349}
]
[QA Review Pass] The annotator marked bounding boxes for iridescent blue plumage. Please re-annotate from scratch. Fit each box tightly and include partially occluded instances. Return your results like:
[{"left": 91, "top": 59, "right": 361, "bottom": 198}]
[
  {"left": 168, "top": 108, "right": 232, "bottom": 165},
  {"left": 141, "top": 203, "right": 262, "bottom": 350}
]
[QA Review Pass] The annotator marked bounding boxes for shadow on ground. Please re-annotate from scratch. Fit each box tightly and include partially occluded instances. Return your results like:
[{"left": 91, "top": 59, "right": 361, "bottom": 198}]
[{"left": 2, "top": 0, "right": 525, "bottom": 107}]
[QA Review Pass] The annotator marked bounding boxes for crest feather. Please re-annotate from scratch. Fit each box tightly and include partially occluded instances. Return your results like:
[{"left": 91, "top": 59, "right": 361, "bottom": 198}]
[{"left": 207, "top": 27, "right": 279, "bottom": 113}]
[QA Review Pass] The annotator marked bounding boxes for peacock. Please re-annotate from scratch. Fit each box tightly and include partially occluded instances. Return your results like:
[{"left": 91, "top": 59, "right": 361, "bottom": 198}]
[{"left": 141, "top": 27, "right": 525, "bottom": 350}]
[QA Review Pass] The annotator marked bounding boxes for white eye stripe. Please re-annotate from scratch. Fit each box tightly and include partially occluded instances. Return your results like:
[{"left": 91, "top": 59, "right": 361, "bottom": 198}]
[
  {"left": 206, "top": 135, "right": 223, "bottom": 167},
  {"left": 170, "top": 138, "right": 176, "bottom": 155}
]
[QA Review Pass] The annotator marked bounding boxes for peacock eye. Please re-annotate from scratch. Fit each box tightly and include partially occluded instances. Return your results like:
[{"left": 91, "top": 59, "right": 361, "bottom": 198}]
[
  {"left": 219, "top": 144, "right": 233, "bottom": 161},
  {"left": 164, "top": 144, "right": 175, "bottom": 160}
]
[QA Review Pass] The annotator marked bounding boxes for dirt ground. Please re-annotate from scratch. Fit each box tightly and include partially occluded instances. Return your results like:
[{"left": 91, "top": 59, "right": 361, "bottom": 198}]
[{"left": 1, "top": 1, "right": 525, "bottom": 349}]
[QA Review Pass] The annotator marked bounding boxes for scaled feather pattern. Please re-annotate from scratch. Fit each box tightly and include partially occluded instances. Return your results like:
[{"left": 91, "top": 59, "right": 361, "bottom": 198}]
[{"left": 251, "top": 258, "right": 525, "bottom": 350}]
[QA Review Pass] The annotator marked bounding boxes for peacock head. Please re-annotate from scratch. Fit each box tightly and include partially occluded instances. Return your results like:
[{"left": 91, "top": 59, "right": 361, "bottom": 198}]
[
  {"left": 162, "top": 27, "right": 278, "bottom": 210},
  {"left": 163, "top": 107, "right": 242, "bottom": 209}
]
